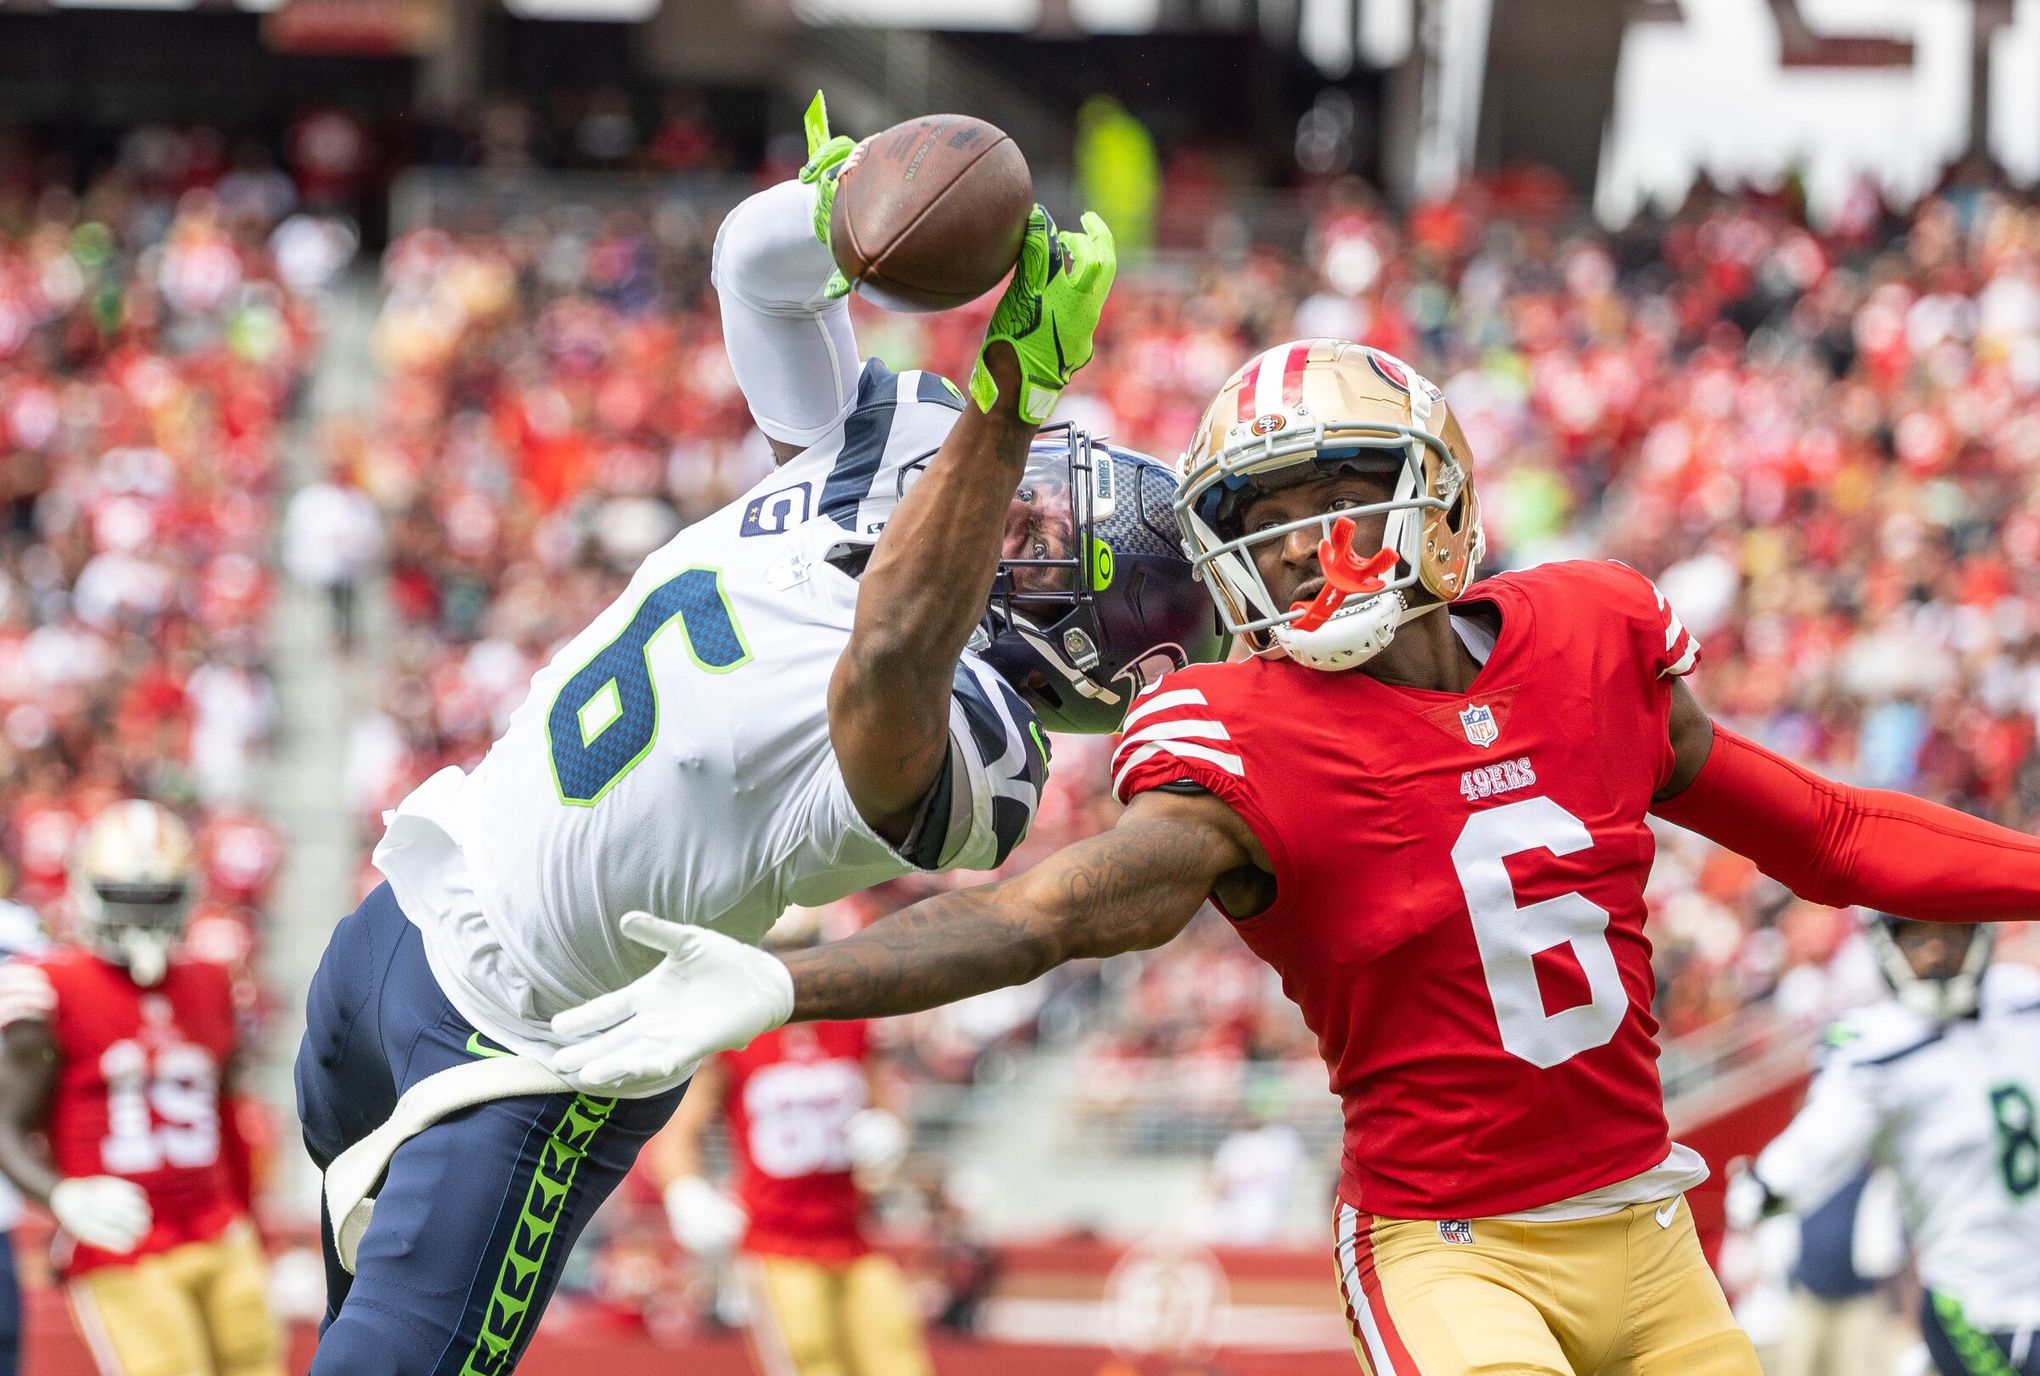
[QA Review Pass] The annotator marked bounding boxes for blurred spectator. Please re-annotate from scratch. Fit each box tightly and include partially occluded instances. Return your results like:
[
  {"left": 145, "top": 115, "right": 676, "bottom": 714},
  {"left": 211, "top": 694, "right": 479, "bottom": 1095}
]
[
  {"left": 282, "top": 438, "right": 383, "bottom": 651},
  {"left": 1197, "top": 1109, "right": 1307, "bottom": 1247}
]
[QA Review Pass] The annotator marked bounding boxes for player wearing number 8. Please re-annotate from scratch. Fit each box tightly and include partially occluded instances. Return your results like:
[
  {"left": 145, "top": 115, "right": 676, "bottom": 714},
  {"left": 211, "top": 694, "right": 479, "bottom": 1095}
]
[
  {"left": 598, "top": 339, "right": 2040, "bottom": 1376},
  {"left": 1733, "top": 917, "right": 2040, "bottom": 1376},
  {"left": 0, "top": 800, "right": 280, "bottom": 1376}
]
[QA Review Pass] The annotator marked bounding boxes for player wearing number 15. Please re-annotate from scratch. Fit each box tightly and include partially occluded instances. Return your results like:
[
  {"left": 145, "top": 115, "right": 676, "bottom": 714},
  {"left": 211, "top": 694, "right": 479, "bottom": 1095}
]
[
  {"left": 0, "top": 800, "right": 279, "bottom": 1376},
  {"left": 614, "top": 338, "right": 2040, "bottom": 1376}
]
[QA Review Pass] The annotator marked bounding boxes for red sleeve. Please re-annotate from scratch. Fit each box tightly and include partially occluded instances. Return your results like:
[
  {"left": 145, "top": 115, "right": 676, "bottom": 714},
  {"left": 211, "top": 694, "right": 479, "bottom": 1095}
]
[
  {"left": 218, "top": 1093, "right": 256, "bottom": 1212},
  {"left": 1109, "top": 671, "right": 1293, "bottom": 883},
  {"left": 1566, "top": 560, "right": 1702, "bottom": 680},
  {"left": 1652, "top": 725, "right": 2040, "bottom": 921}
]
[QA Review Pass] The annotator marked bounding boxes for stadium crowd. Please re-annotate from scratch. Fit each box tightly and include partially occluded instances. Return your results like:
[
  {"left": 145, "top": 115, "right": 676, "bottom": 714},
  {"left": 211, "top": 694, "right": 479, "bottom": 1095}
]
[
  {"left": 0, "top": 128, "right": 320, "bottom": 1223},
  {"left": 0, "top": 145, "right": 310, "bottom": 963}
]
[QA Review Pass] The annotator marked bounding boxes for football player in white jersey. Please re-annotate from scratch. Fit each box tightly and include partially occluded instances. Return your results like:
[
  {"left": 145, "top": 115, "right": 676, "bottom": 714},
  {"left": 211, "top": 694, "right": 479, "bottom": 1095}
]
[
  {"left": 293, "top": 99, "right": 1224, "bottom": 1376},
  {"left": 1733, "top": 914, "right": 2040, "bottom": 1376}
]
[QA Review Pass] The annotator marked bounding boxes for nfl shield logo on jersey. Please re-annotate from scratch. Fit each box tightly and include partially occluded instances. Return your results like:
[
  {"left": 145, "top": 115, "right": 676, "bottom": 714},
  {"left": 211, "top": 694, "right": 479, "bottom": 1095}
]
[
  {"left": 1437, "top": 1220, "right": 1475, "bottom": 1245},
  {"left": 1458, "top": 702, "right": 1498, "bottom": 749}
]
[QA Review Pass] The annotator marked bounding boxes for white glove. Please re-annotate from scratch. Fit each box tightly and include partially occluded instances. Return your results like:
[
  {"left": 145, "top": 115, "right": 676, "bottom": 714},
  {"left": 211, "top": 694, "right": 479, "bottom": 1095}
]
[
  {"left": 549, "top": 913, "right": 795, "bottom": 1096},
  {"left": 1723, "top": 1165, "right": 1777, "bottom": 1232},
  {"left": 663, "top": 1175, "right": 748, "bottom": 1257},
  {"left": 50, "top": 1176, "right": 152, "bottom": 1253},
  {"left": 844, "top": 1108, "right": 910, "bottom": 1191}
]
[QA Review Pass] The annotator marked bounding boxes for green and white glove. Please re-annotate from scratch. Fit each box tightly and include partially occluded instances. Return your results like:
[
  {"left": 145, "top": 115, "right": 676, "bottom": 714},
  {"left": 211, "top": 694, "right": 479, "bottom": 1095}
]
[
  {"left": 969, "top": 206, "right": 1117, "bottom": 425},
  {"left": 799, "top": 91, "right": 861, "bottom": 300}
]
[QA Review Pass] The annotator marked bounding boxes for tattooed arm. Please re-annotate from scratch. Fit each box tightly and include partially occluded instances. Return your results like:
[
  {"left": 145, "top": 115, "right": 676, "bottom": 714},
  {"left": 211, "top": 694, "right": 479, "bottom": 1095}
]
[
  {"left": 547, "top": 787, "right": 1264, "bottom": 1092},
  {"left": 784, "top": 787, "right": 1262, "bottom": 1021}
]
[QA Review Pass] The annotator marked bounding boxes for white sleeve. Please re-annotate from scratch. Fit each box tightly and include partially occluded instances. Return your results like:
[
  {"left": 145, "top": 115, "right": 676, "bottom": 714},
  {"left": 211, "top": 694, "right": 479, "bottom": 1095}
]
[
  {"left": 712, "top": 179, "right": 861, "bottom": 448},
  {"left": 1753, "top": 1055, "right": 1884, "bottom": 1215}
]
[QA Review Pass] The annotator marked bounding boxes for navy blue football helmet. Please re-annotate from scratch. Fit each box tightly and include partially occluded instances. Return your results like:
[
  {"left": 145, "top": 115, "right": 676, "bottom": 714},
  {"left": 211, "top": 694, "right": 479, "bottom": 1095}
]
[{"left": 974, "top": 426, "right": 1228, "bottom": 733}]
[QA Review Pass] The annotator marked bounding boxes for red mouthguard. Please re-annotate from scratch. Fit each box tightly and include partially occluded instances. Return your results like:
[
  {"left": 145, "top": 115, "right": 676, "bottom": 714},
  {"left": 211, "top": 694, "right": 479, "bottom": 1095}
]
[{"left": 1288, "top": 517, "right": 1397, "bottom": 632}]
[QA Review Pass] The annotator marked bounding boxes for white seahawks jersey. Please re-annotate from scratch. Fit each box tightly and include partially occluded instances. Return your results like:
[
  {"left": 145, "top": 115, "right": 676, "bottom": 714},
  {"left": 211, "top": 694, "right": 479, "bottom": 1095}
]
[
  {"left": 1754, "top": 964, "right": 2040, "bottom": 1329},
  {"left": 374, "top": 362, "right": 1048, "bottom": 1074}
]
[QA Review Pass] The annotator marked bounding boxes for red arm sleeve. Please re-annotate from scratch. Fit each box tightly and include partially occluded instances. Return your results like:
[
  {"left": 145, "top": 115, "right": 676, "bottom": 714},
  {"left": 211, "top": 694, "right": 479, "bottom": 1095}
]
[{"left": 1651, "top": 725, "right": 2040, "bottom": 922}]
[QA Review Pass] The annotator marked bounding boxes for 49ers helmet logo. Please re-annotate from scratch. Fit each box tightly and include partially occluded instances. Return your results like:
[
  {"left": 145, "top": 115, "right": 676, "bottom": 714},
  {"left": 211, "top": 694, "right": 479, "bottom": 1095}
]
[
  {"left": 1249, "top": 413, "right": 1287, "bottom": 436},
  {"left": 1366, "top": 351, "right": 1411, "bottom": 393}
]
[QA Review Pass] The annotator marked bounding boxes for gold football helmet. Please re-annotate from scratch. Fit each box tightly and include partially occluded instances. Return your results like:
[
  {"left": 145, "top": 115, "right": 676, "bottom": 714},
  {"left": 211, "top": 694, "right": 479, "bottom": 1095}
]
[
  {"left": 1176, "top": 339, "right": 1484, "bottom": 670},
  {"left": 70, "top": 799, "right": 196, "bottom": 986}
]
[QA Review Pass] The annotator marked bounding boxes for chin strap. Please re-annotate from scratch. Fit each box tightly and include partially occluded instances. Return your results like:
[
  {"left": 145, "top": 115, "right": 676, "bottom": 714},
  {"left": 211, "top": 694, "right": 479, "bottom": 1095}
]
[{"left": 1652, "top": 725, "right": 2040, "bottom": 922}]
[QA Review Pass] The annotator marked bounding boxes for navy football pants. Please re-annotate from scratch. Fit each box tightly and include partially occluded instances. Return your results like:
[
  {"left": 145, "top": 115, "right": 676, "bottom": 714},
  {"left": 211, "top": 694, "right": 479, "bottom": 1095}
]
[
  {"left": 0, "top": 1227, "right": 19, "bottom": 1376},
  {"left": 1923, "top": 1291, "right": 2040, "bottom": 1376},
  {"left": 296, "top": 885, "right": 683, "bottom": 1375}
]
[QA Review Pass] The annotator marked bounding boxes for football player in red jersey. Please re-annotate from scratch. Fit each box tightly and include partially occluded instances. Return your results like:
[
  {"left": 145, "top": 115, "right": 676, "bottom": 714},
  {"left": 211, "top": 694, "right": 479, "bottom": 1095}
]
[
  {"left": 0, "top": 800, "right": 279, "bottom": 1376},
  {"left": 646, "top": 913, "right": 927, "bottom": 1376},
  {"left": 554, "top": 340, "right": 2040, "bottom": 1376}
]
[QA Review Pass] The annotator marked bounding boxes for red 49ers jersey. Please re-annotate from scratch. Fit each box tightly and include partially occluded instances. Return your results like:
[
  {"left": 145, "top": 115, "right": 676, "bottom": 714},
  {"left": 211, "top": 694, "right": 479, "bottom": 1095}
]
[
  {"left": 0, "top": 948, "right": 241, "bottom": 1275},
  {"left": 1113, "top": 560, "right": 1702, "bottom": 1220},
  {"left": 720, "top": 1021, "right": 873, "bottom": 1262}
]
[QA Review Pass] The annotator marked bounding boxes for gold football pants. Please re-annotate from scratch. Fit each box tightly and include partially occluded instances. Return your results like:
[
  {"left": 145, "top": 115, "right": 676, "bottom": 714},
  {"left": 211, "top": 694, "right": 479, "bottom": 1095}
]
[
  {"left": 740, "top": 1251, "right": 933, "bottom": 1376},
  {"left": 1333, "top": 1197, "right": 1762, "bottom": 1376},
  {"left": 67, "top": 1223, "right": 282, "bottom": 1376}
]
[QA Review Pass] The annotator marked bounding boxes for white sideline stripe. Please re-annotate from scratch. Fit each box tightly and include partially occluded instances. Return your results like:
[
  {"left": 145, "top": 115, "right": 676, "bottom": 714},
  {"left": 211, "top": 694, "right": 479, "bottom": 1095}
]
[
  {"left": 1335, "top": 1203, "right": 1402, "bottom": 1376},
  {"left": 1121, "top": 687, "right": 1209, "bottom": 731},
  {"left": 1116, "top": 718, "right": 1233, "bottom": 754},
  {"left": 1113, "top": 740, "right": 1245, "bottom": 798}
]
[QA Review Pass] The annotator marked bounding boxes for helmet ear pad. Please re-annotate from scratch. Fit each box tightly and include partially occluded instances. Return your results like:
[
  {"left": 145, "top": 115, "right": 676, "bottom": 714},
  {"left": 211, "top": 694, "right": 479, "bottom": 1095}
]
[{"left": 1415, "top": 409, "right": 1482, "bottom": 602}]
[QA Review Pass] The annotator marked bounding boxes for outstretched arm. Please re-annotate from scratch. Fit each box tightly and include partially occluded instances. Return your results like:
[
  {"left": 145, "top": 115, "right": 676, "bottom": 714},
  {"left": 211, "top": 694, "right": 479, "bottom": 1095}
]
[
  {"left": 786, "top": 788, "right": 1251, "bottom": 1020},
  {"left": 547, "top": 789, "right": 1256, "bottom": 1093},
  {"left": 1653, "top": 679, "right": 2040, "bottom": 921},
  {"left": 830, "top": 212, "right": 1116, "bottom": 843},
  {"left": 0, "top": 1021, "right": 58, "bottom": 1206},
  {"left": 829, "top": 349, "right": 1043, "bottom": 841}
]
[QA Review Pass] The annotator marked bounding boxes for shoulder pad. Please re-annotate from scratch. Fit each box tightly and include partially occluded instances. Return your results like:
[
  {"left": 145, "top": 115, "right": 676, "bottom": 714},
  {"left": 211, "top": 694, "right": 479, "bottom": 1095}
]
[
  {"left": 1982, "top": 962, "right": 2040, "bottom": 1015},
  {"left": 1819, "top": 999, "right": 1936, "bottom": 1070}
]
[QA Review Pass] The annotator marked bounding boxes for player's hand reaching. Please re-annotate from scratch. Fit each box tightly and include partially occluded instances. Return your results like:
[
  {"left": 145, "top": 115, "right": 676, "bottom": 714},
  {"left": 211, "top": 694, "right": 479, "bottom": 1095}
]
[
  {"left": 50, "top": 1175, "right": 151, "bottom": 1253},
  {"left": 969, "top": 206, "right": 1117, "bottom": 424},
  {"left": 548, "top": 913, "right": 794, "bottom": 1096},
  {"left": 662, "top": 1175, "right": 749, "bottom": 1258},
  {"left": 797, "top": 90, "right": 863, "bottom": 296},
  {"left": 845, "top": 1107, "right": 910, "bottom": 1191}
]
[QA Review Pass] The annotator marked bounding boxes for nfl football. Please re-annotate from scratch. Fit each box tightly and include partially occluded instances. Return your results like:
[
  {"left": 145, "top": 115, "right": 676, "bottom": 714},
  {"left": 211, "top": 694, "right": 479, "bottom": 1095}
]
[{"left": 829, "top": 114, "right": 1032, "bottom": 313}]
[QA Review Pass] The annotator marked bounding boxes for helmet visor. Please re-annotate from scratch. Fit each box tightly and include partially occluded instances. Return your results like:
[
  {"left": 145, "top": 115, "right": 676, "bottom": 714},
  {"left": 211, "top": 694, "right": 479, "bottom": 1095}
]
[
  {"left": 92, "top": 881, "right": 191, "bottom": 933},
  {"left": 999, "top": 449, "right": 1084, "bottom": 601}
]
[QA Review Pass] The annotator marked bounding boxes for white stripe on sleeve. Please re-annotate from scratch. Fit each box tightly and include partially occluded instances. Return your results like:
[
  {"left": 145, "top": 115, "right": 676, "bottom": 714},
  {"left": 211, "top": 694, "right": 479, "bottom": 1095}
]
[{"left": 1113, "top": 740, "right": 1246, "bottom": 800}]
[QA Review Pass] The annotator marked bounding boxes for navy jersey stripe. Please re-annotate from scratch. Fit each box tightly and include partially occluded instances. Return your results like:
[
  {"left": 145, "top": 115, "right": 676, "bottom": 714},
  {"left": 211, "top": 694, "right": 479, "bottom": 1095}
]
[
  {"left": 950, "top": 663, "right": 1047, "bottom": 866},
  {"left": 917, "top": 370, "right": 964, "bottom": 410},
  {"left": 819, "top": 361, "right": 902, "bottom": 528}
]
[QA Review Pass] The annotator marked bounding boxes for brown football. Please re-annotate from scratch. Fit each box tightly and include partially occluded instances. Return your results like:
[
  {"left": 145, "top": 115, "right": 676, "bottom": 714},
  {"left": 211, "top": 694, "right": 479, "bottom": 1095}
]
[{"left": 829, "top": 114, "right": 1032, "bottom": 313}]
